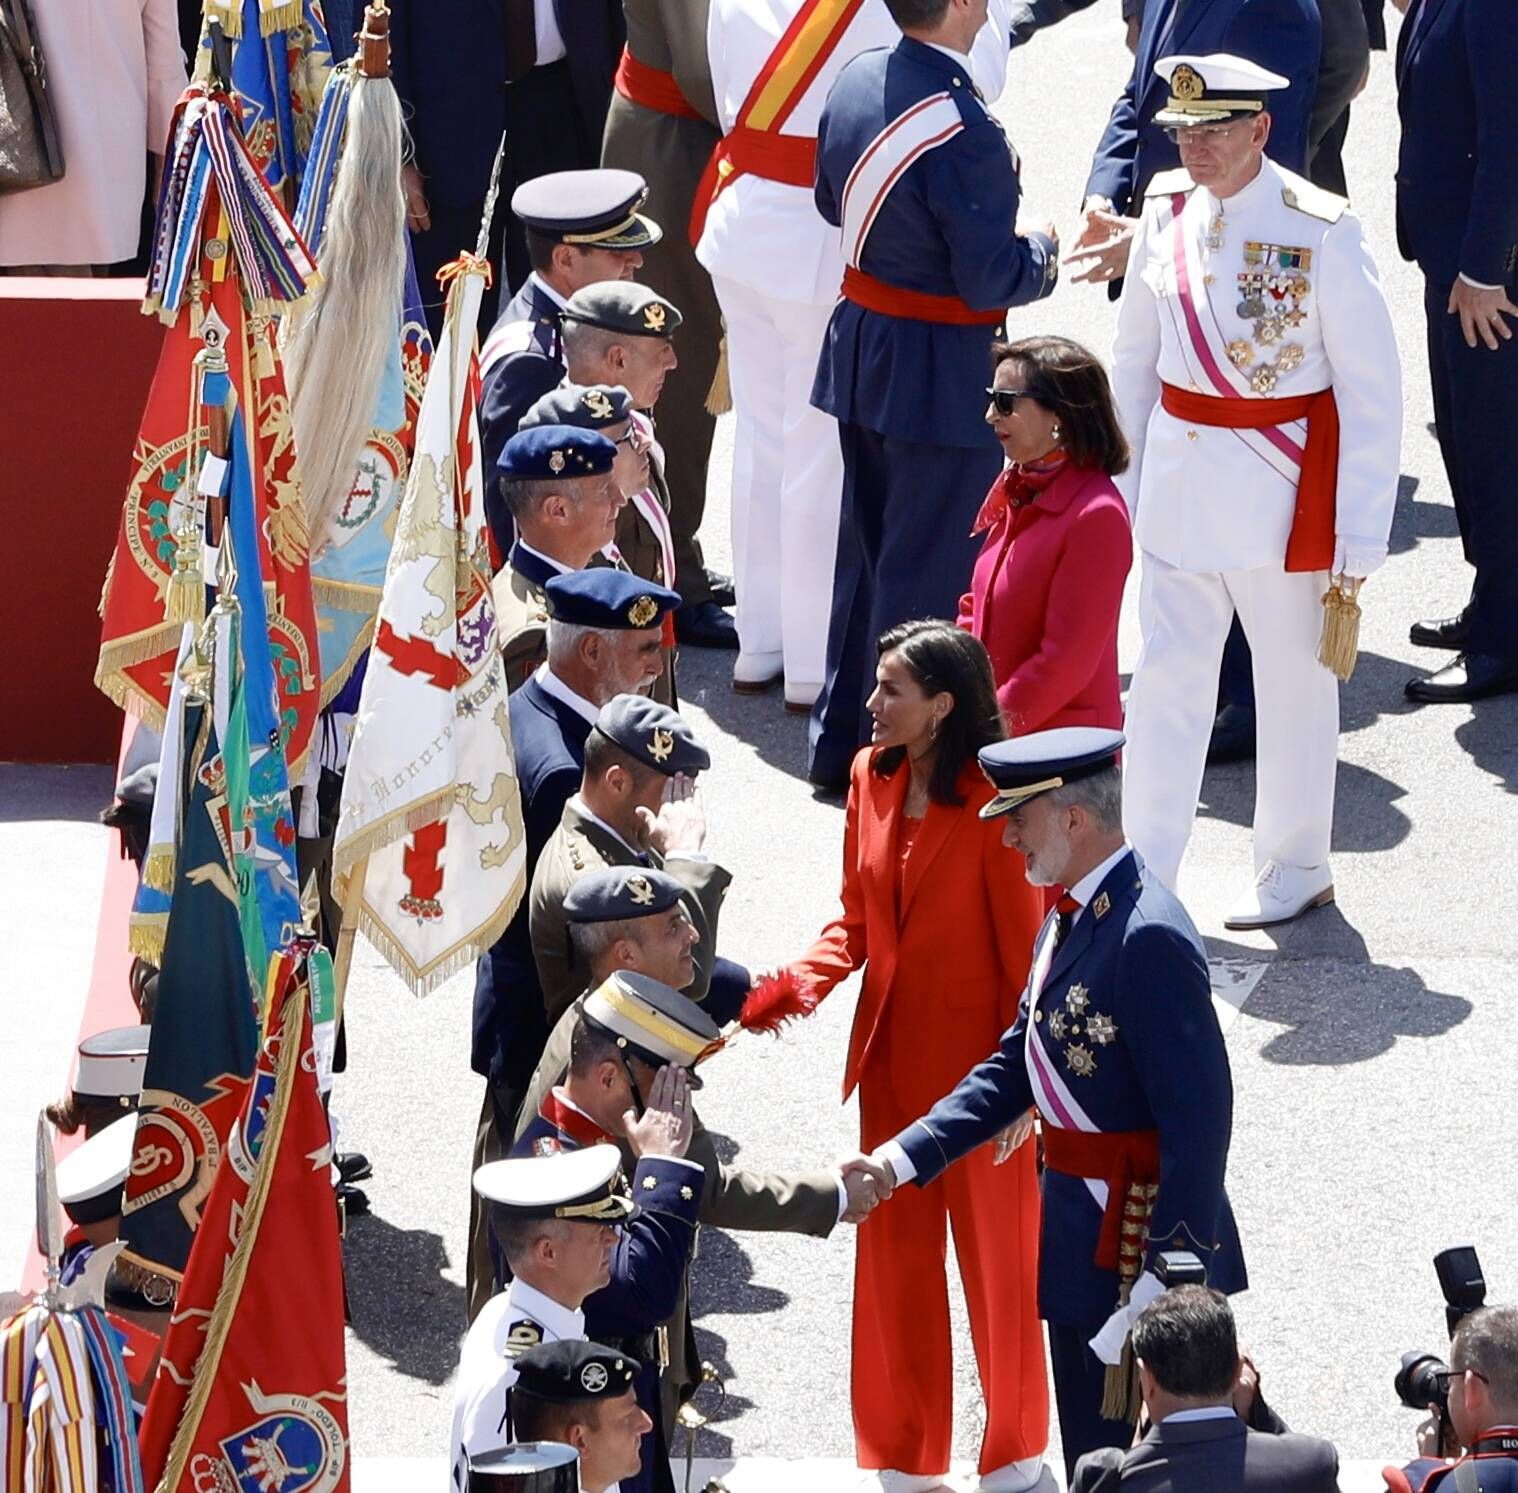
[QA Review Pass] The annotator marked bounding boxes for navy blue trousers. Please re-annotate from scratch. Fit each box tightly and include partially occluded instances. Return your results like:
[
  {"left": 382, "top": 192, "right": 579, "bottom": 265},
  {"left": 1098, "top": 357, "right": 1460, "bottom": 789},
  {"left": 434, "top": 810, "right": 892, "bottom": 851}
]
[
  {"left": 1425, "top": 278, "right": 1518, "bottom": 661},
  {"left": 808, "top": 423, "right": 999, "bottom": 784},
  {"left": 1047, "top": 1321, "right": 1137, "bottom": 1483}
]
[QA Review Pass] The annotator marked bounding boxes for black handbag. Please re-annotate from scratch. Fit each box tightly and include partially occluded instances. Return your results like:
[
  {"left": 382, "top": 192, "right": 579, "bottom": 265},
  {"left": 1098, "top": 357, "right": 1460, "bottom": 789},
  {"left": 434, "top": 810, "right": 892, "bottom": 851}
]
[{"left": 0, "top": 0, "right": 65, "bottom": 193}]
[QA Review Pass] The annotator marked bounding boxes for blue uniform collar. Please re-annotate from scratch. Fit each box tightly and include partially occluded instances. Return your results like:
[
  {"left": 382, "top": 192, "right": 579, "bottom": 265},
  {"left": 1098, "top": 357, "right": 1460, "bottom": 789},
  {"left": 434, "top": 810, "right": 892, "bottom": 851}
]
[
  {"left": 895, "top": 34, "right": 975, "bottom": 89},
  {"left": 509, "top": 539, "right": 569, "bottom": 592}
]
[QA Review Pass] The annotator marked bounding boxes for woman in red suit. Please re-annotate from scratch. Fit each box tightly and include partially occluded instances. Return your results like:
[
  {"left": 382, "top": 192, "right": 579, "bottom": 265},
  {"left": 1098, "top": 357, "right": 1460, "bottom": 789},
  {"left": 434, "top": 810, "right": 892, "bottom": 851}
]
[
  {"left": 960, "top": 335, "right": 1133, "bottom": 737},
  {"left": 783, "top": 621, "right": 1047, "bottom": 1493}
]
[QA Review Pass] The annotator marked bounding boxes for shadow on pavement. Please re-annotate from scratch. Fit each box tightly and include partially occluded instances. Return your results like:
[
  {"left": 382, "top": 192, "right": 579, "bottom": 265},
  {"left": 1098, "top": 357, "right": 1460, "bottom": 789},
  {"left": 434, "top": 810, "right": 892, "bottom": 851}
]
[
  {"left": 344, "top": 1213, "right": 467, "bottom": 1385},
  {"left": 1199, "top": 758, "right": 1412, "bottom": 853},
  {"left": 1455, "top": 704, "right": 1518, "bottom": 793},
  {"left": 1388, "top": 473, "right": 1461, "bottom": 555},
  {"left": 1207, "top": 911, "right": 1472, "bottom": 1065}
]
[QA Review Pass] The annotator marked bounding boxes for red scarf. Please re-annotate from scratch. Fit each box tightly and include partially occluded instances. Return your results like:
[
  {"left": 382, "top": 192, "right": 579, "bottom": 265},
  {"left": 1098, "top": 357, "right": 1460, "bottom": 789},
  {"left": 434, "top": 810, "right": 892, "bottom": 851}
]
[{"left": 971, "top": 450, "right": 1070, "bottom": 536}]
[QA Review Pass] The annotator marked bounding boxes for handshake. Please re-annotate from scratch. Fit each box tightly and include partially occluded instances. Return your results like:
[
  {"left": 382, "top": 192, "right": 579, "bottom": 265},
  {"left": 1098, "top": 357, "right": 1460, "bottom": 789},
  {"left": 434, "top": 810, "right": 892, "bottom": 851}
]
[{"left": 837, "top": 1152, "right": 897, "bottom": 1225}]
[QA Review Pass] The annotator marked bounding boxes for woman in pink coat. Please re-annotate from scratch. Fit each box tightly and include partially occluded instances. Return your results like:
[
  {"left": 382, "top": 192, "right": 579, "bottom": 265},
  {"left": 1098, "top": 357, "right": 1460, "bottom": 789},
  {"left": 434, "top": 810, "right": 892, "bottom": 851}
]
[{"left": 0, "top": 0, "right": 185, "bottom": 271}]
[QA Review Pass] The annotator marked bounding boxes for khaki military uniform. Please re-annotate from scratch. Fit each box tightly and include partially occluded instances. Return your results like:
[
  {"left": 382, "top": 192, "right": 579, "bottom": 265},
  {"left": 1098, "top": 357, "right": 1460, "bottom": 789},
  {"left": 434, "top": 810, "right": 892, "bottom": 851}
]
[{"left": 491, "top": 564, "right": 551, "bottom": 694}]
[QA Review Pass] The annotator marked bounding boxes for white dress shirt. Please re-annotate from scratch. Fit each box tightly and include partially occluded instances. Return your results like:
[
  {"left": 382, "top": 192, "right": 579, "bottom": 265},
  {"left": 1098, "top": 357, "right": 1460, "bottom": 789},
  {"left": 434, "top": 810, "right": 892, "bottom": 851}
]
[{"left": 533, "top": 663, "right": 599, "bottom": 726}]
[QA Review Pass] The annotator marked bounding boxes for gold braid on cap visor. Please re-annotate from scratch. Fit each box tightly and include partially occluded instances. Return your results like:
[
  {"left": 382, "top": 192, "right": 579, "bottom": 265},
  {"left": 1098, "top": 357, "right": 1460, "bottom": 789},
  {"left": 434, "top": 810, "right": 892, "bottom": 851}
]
[
  {"left": 589, "top": 982, "right": 708, "bottom": 1066},
  {"left": 557, "top": 1191, "right": 636, "bottom": 1222}
]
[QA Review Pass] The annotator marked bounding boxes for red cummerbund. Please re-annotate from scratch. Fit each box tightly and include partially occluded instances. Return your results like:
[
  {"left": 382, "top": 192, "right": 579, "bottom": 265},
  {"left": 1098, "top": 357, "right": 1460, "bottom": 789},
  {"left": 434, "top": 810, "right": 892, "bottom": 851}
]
[
  {"left": 1042, "top": 1124, "right": 1161, "bottom": 1271},
  {"left": 613, "top": 47, "right": 703, "bottom": 120},
  {"left": 841, "top": 265, "right": 1005, "bottom": 326}
]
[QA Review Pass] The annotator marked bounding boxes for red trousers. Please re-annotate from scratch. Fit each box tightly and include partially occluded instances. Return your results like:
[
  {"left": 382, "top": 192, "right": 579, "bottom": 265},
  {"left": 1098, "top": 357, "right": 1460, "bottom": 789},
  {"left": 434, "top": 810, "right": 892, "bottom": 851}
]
[{"left": 853, "top": 1061, "right": 1048, "bottom": 1475}]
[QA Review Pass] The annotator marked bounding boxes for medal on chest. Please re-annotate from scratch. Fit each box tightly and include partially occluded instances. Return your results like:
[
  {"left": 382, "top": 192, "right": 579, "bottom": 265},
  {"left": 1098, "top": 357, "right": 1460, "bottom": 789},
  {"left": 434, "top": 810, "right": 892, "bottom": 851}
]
[
  {"left": 1038, "top": 980, "right": 1119, "bottom": 1078},
  {"left": 1229, "top": 241, "right": 1312, "bottom": 393}
]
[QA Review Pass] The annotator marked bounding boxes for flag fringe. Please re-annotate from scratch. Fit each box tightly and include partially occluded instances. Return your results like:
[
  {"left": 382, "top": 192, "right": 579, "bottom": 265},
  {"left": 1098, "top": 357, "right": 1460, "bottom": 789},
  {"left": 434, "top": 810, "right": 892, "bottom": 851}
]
[
  {"left": 94, "top": 662, "right": 170, "bottom": 733},
  {"left": 353, "top": 894, "right": 517, "bottom": 998},
  {"left": 127, "top": 917, "right": 168, "bottom": 965},
  {"left": 152, "top": 984, "right": 306, "bottom": 1493},
  {"left": 315, "top": 614, "right": 378, "bottom": 708},
  {"left": 141, "top": 846, "right": 177, "bottom": 894}
]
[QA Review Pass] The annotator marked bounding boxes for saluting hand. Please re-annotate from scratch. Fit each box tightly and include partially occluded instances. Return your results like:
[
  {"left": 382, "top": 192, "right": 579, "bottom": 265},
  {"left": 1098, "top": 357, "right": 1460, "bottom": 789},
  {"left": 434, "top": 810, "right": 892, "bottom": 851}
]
[
  {"left": 639, "top": 774, "right": 707, "bottom": 858},
  {"left": 1448, "top": 278, "right": 1518, "bottom": 351},
  {"left": 624, "top": 1064, "right": 694, "bottom": 1160}
]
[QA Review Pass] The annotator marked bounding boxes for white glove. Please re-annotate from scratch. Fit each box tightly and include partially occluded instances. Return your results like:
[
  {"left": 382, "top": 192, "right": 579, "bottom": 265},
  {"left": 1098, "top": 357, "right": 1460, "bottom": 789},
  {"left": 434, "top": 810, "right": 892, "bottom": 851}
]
[
  {"left": 1332, "top": 535, "right": 1387, "bottom": 580},
  {"left": 1089, "top": 1269, "right": 1165, "bottom": 1366}
]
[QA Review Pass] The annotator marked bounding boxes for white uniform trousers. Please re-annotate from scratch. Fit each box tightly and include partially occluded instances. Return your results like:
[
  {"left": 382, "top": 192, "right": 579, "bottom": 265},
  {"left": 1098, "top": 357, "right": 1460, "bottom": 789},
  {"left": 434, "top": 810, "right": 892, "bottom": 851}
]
[
  {"left": 714, "top": 273, "right": 844, "bottom": 699},
  {"left": 1122, "top": 553, "right": 1339, "bottom": 890}
]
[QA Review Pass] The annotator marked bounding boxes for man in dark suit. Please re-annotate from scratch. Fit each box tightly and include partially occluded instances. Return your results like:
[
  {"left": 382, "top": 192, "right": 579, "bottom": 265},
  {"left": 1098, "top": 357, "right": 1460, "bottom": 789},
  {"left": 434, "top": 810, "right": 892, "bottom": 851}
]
[
  {"left": 850, "top": 728, "right": 1245, "bottom": 1481},
  {"left": 388, "top": 0, "right": 624, "bottom": 336},
  {"left": 1071, "top": 1287, "right": 1341, "bottom": 1492},
  {"left": 1396, "top": 0, "right": 1518, "bottom": 703}
]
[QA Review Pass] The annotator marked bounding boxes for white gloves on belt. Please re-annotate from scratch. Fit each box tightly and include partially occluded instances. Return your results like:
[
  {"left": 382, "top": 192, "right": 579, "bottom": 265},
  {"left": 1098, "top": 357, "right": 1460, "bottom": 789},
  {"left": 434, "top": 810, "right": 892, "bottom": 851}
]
[
  {"left": 1089, "top": 1269, "right": 1165, "bottom": 1366},
  {"left": 1332, "top": 535, "right": 1388, "bottom": 580}
]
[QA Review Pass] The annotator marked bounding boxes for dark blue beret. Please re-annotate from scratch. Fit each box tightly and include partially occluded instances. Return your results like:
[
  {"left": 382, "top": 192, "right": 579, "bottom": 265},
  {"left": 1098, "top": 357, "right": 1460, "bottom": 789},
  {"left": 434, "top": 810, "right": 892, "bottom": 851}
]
[
  {"left": 544, "top": 570, "right": 680, "bottom": 631},
  {"left": 498, "top": 424, "right": 617, "bottom": 480},
  {"left": 562, "top": 866, "right": 686, "bottom": 924},
  {"left": 510, "top": 168, "right": 662, "bottom": 250},
  {"left": 564, "top": 281, "right": 683, "bottom": 339},
  {"left": 513, "top": 1339, "right": 640, "bottom": 1404},
  {"left": 594, "top": 694, "right": 709, "bottom": 776},
  {"left": 521, "top": 383, "right": 633, "bottom": 433},
  {"left": 978, "top": 726, "right": 1126, "bottom": 819}
]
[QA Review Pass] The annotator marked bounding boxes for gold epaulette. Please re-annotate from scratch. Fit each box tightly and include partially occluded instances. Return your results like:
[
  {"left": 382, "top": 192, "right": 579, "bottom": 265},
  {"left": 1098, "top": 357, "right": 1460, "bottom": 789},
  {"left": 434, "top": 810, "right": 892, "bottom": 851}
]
[
  {"left": 1281, "top": 179, "right": 1348, "bottom": 223},
  {"left": 1145, "top": 167, "right": 1196, "bottom": 199}
]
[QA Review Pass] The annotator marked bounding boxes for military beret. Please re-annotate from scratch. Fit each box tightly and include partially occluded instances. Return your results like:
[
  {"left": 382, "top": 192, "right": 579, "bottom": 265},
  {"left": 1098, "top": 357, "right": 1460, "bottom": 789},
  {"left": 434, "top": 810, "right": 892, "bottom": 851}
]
[
  {"left": 511, "top": 167, "right": 662, "bottom": 250},
  {"left": 562, "top": 865, "right": 686, "bottom": 925},
  {"left": 472, "top": 1143, "right": 633, "bottom": 1223},
  {"left": 544, "top": 570, "right": 680, "bottom": 631},
  {"left": 521, "top": 383, "right": 634, "bottom": 434},
  {"left": 563, "top": 281, "right": 683, "bottom": 340},
  {"left": 594, "top": 694, "right": 710, "bottom": 777},
  {"left": 978, "top": 726, "right": 1126, "bottom": 819},
  {"left": 513, "top": 1340, "right": 641, "bottom": 1406},
  {"left": 56, "top": 1113, "right": 135, "bottom": 1226},
  {"left": 498, "top": 424, "right": 617, "bottom": 480},
  {"left": 581, "top": 970, "right": 721, "bottom": 1070}
]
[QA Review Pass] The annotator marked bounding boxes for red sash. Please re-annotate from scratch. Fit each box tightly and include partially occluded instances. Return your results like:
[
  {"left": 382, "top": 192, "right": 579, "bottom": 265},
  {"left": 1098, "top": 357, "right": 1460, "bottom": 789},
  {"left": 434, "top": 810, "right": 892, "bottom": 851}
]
[
  {"left": 841, "top": 265, "right": 1004, "bottom": 326},
  {"left": 689, "top": 0, "right": 866, "bottom": 244},
  {"left": 1042, "top": 1125, "right": 1160, "bottom": 1272},
  {"left": 1160, "top": 382, "right": 1339, "bottom": 573},
  {"left": 613, "top": 47, "right": 703, "bottom": 120}
]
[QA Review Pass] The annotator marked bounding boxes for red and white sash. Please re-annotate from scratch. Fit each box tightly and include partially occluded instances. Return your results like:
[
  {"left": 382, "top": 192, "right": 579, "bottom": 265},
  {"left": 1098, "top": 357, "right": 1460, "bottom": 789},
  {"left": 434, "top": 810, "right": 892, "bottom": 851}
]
[
  {"left": 839, "top": 92, "right": 965, "bottom": 267},
  {"left": 628, "top": 411, "right": 677, "bottom": 589}
]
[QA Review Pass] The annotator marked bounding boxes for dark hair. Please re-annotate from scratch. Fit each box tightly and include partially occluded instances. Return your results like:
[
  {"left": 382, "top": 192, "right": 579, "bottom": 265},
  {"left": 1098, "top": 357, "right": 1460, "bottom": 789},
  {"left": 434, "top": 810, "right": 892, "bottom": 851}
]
[
  {"left": 582, "top": 727, "right": 662, "bottom": 789},
  {"left": 870, "top": 620, "right": 1003, "bottom": 805},
  {"left": 493, "top": 1211, "right": 561, "bottom": 1270},
  {"left": 1131, "top": 1285, "right": 1239, "bottom": 1400},
  {"left": 1454, "top": 1305, "right": 1518, "bottom": 1407},
  {"left": 568, "top": 1014, "right": 624, "bottom": 1078},
  {"left": 992, "top": 335, "right": 1130, "bottom": 476},
  {"left": 884, "top": 0, "right": 951, "bottom": 26},
  {"left": 512, "top": 1389, "right": 600, "bottom": 1443},
  {"left": 525, "top": 228, "right": 561, "bottom": 275}
]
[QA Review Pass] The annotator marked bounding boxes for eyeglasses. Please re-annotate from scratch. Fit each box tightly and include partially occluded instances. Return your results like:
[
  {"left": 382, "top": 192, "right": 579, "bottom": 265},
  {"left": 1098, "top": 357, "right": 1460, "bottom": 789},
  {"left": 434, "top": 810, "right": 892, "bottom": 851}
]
[
  {"left": 1165, "top": 120, "right": 1250, "bottom": 145},
  {"left": 986, "top": 387, "right": 1037, "bottom": 416},
  {"left": 1434, "top": 1368, "right": 1488, "bottom": 1390}
]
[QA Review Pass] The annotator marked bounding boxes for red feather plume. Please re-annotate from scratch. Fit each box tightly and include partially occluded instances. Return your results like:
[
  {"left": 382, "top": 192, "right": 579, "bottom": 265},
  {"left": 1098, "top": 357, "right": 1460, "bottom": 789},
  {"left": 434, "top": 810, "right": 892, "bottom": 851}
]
[{"left": 737, "top": 968, "right": 821, "bottom": 1036}]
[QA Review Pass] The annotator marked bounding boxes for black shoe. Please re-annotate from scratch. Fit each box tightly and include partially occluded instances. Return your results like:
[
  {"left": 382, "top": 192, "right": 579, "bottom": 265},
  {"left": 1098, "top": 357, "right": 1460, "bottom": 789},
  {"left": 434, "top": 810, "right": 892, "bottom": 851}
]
[
  {"left": 337, "top": 1151, "right": 372, "bottom": 1184},
  {"left": 705, "top": 569, "right": 736, "bottom": 607},
  {"left": 1206, "top": 703, "right": 1257, "bottom": 764},
  {"left": 337, "top": 1181, "right": 371, "bottom": 1219},
  {"left": 675, "top": 600, "right": 739, "bottom": 649},
  {"left": 1409, "top": 610, "right": 1470, "bottom": 650},
  {"left": 1405, "top": 652, "right": 1518, "bottom": 703}
]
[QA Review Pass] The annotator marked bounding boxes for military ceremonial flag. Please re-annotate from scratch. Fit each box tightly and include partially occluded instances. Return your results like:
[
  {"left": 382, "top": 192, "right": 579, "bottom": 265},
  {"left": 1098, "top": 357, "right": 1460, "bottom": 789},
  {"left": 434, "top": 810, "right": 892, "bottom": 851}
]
[
  {"left": 331, "top": 252, "right": 528, "bottom": 994},
  {"left": 138, "top": 940, "right": 349, "bottom": 1493}
]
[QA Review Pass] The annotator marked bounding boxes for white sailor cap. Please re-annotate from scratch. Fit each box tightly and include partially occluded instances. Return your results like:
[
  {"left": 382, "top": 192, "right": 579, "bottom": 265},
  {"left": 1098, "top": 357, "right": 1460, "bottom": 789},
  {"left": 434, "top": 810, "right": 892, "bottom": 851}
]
[
  {"left": 56, "top": 1113, "right": 136, "bottom": 1225},
  {"left": 1153, "top": 53, "right": 1290, "bottom": 128},
  {"left": 74, "top": 1024, "right": 151, "bottom": 1106},
  {"left": 580, "top": 970, "right": 720, "bottom": 1070},
  {"left": 472, "top": 1143, "right": 634, "bottom": 1223}
]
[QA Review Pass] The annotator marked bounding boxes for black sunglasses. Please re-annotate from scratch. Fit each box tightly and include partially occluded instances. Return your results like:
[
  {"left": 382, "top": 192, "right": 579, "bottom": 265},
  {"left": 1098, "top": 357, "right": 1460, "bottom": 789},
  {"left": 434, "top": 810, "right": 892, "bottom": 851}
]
[{"left": 986, "top": 387, "right": 1038, "bottom": 416}]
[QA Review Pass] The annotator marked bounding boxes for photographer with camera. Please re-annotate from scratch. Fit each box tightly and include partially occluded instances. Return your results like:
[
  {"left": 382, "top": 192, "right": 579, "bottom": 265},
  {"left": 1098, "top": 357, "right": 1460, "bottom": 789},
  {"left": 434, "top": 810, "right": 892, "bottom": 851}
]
[
  {"left": 1071, "top": 1284, "right": 1341, "bottom": 1492},
  {"left": 1388, "top": 1306, "right": 1518, "bottom": 1493}
]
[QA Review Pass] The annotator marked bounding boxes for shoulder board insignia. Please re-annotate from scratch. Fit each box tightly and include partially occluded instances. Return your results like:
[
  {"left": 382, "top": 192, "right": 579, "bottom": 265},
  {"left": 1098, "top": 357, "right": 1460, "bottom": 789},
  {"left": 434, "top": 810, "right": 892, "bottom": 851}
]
[
  {"left": 1281, "top": 181, "right": 1347, "bottom": 224},
  {"left": 504, "top": 1319, "right": 544, "bottom": 1357},
  {"left": 568, "top": 843, "right": 585, "bottom": 872},
  {"left": 1145, "top": 167, "right": 1196, "bottom": 199}
]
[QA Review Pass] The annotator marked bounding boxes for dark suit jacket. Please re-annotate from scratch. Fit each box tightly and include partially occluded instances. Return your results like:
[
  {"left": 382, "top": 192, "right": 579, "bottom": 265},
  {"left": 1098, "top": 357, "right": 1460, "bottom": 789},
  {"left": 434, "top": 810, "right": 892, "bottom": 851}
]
[
  {"left": 388, "top": 0, "right": 623, "bottom": 210},
  {"left": 1071, "top": 1415, "right": 1341, "bottom": 1492},
  {"left": 1085, "top": 0, "right": 1321, "bottom": 217},
  {"left": 1395, "top": 0, "right": 1518, "bottom": 289}
]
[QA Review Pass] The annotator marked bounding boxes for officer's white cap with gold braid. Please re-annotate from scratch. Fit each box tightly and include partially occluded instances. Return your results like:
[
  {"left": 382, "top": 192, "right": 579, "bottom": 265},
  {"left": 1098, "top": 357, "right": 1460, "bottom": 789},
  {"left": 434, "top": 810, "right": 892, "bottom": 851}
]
[
  {"left": 472, "top": 1143, "right": 633, "bottom": 1222},
  {"left": 1154, "top": 53, "right": 1290, "bottom": 128}
]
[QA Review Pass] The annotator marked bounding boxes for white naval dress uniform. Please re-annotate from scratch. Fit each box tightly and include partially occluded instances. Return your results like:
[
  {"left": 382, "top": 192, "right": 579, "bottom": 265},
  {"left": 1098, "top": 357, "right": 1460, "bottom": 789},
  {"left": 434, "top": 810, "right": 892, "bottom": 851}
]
[
  {"left": 1112, "top": 156, "right": 1400, "bottom": 892},
  {"left": 695, "top": 0, "right": 1014, "bottom": 705},
  {"left": 448, "top": 1276, "right": 585, "bottom": 1489}
]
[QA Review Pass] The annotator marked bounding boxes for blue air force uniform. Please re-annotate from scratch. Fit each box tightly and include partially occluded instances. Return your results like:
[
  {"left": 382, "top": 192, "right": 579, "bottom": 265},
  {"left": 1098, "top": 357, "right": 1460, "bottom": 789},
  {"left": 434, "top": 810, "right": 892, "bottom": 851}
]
[
  {"left": 879, "top": 730, "right": 1245, "bottom": 1480},
  {"left": 806, "top": 37, "right": 1058, "bottom": 787}
]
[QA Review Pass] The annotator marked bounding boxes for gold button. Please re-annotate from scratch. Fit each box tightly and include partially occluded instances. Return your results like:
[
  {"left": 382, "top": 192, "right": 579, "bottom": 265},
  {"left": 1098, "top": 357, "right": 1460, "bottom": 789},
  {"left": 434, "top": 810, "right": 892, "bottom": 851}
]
[{"left": 1186, "top": 429, "right": 1199, "bottom": 441}]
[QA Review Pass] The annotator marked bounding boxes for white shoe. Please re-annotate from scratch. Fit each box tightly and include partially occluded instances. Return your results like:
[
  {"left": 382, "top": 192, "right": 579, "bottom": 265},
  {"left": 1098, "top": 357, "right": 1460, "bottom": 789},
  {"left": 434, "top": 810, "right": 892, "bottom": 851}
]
[
  {"left": 977, "top": 1457, "right": 1050, "bottom": 1493},
  {"left": 853, "top": 1472, "right": 950, "bottom": 1493},
  {"left": 732, "top": 650, "right": 784, "bottom": 693},
  {"left": 1223, "top": 860, "right": 1334, "bottom": 929}
]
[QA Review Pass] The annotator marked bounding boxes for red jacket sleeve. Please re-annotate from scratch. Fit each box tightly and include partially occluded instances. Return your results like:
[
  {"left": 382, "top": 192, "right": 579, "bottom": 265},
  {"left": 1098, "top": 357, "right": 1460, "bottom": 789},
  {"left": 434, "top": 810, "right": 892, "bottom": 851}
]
[
  {"left": 998, "top": 493, "right": 1132, "bottom": 735},
  {"left": 787, "top": 760, "right": 870, "bottom": 1000},
  {"left": 983, "top": 815, "right": 1043, "bottom": 1030}
]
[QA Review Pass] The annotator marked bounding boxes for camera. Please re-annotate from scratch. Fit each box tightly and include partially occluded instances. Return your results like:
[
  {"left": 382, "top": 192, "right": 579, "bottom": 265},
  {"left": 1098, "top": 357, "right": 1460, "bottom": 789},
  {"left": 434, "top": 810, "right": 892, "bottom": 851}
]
[{"left": 1394, "top": 1246, "right": 1488, "bottom": 1415}]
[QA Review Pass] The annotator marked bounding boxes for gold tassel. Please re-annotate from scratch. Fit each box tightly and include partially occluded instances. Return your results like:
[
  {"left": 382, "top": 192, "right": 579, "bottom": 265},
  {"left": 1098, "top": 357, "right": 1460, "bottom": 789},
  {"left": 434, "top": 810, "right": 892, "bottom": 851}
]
[
  {"left": 1317, "top": 575, "right": 1363, "bottom": 682},
  {"left": 704, "top": 335, "right": 733, "bottom": 417},
  {"left": 1098, "top": 1276, "right": 1144, "bottom": 1425},
  {"left": 164, "top": 527, "right": 206, "bottom": 624}
]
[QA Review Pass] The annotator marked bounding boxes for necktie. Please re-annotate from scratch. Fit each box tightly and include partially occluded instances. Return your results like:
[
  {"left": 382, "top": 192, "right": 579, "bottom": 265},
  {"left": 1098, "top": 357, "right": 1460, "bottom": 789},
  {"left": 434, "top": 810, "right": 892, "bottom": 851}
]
[
  {"left": 505, "top": 0, "right": 537, "bottom": 84},
  {"left": 1053, "top": 892, "right": 1081, "bottom": 947}
]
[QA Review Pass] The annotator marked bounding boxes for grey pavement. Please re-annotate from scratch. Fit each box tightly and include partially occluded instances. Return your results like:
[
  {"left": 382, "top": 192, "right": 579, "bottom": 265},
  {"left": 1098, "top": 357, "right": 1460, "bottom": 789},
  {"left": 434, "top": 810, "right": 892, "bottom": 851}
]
[{"left": 5, "top": 3, "right": 1518, "bottom": 1488}]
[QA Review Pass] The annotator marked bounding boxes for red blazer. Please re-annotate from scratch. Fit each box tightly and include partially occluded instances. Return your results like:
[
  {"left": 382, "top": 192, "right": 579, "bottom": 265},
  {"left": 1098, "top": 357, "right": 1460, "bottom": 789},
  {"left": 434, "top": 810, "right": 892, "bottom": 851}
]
[
  {"left": 958, "top": 463, "right": 1132, "bottom": 735},
  {"left": 790, "top": 749, "right": 1043, "bottom": 1106}
]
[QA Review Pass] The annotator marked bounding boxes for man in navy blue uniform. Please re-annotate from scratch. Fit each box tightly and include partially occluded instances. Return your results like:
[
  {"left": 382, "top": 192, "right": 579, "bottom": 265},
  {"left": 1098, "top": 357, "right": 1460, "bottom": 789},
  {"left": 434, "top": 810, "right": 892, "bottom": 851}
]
[
  {"left": 478, "top": 172, "right": 660, "bottom": 512},
  {"left": 468, "top": 562, "right": 679, "bottom": 1319},
  {"left": 1397, "top": 0, "right": 1518, "bottom": 704},
  {"left": 853, "top": 726, "right": 1245, "bottom": 1481},
  {"left": 805, "top": 0, "right": 1059, "bottom": 790}
]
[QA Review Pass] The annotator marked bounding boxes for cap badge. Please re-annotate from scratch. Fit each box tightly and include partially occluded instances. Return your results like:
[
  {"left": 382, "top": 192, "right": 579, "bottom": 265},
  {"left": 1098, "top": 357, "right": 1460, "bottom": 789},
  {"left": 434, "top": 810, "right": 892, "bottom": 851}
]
[
  {"left": 643, "top": 302, "right": 667, "bottom": 332},
  {"left": 627, "top": 874, "right": 655, "bottom": 906},
  {"left": 584, "top": 389, "right": 614, "bottom": 420},
  {"left": 627, "top": 595, "right": 659, "bottom": 627},
  {"left": 1171, "top": 64, "right": 1204, "bottom": 101},
  {"left": 549, "top": 449, "right": 566, "bottom": 474},
  {"left": 649, "top": 727, "right": 674, "bottom": 764},
  {"left": 581, "top": 1362, "right": 610, "bottom": 1393}
]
